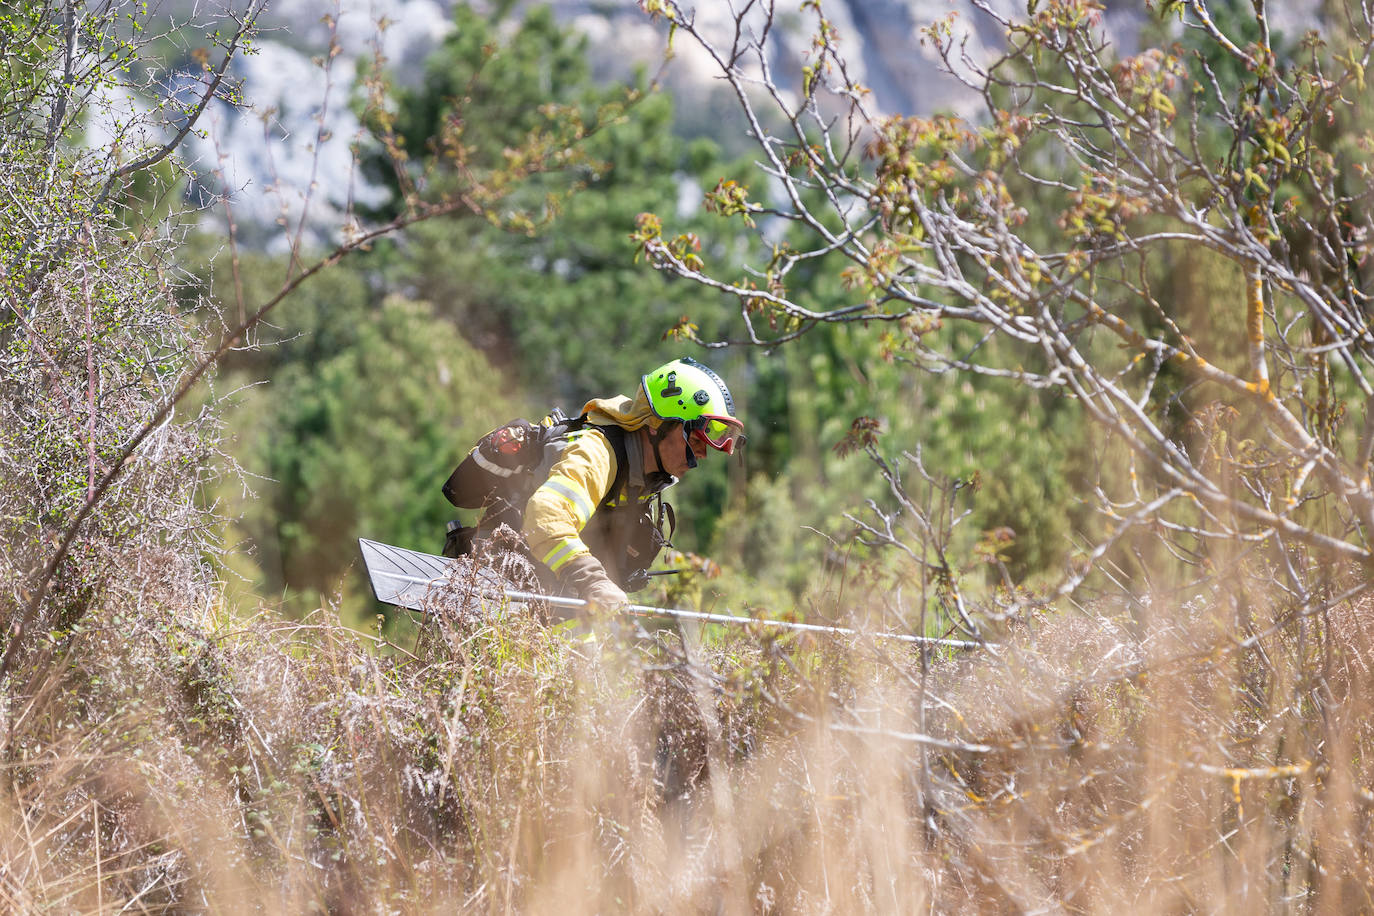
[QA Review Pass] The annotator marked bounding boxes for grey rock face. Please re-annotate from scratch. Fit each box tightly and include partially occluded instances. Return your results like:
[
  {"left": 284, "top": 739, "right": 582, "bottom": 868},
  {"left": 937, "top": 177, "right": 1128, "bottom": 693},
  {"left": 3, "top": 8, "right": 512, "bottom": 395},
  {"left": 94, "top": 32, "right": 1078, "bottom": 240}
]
[{"left": 160, "top": 0, "right": 1327, "bottom": 239}]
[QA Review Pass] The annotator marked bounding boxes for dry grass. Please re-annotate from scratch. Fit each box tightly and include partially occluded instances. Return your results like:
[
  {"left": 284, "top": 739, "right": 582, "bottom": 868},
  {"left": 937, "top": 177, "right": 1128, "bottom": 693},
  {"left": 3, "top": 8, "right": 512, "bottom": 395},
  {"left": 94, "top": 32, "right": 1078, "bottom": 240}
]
[{"left": 3, "top": 543, "right": 1373, "bottom": 913}]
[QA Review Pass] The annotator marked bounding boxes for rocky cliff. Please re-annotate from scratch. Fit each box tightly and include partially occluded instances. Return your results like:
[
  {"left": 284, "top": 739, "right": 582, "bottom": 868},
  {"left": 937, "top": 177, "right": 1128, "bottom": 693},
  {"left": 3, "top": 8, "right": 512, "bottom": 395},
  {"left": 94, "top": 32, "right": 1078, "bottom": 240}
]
[{"left": 174, "top": 0, "right": 1321, "bottom": 240}]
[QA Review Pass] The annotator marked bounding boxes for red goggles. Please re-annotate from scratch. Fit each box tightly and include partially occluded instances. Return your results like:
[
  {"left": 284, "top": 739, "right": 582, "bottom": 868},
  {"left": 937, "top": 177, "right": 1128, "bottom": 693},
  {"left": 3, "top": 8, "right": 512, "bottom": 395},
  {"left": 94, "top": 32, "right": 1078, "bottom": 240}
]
[{"left": 688, "top": 416, "right": 745, "bottom": 455}]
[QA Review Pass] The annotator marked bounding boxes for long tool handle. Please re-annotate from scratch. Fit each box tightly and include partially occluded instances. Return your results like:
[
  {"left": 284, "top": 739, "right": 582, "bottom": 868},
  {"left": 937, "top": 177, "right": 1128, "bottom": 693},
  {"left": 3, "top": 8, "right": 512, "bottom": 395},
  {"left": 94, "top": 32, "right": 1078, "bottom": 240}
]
[{"left": 495, "top": 589, "right": 986, "bottom": 649}]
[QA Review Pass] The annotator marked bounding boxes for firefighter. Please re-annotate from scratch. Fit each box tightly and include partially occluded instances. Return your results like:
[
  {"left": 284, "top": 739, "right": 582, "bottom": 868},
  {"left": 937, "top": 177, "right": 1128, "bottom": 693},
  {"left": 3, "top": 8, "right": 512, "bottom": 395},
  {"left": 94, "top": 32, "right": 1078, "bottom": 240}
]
[{"left": 522, "top": 357, "right": 745, "bottom": 613}]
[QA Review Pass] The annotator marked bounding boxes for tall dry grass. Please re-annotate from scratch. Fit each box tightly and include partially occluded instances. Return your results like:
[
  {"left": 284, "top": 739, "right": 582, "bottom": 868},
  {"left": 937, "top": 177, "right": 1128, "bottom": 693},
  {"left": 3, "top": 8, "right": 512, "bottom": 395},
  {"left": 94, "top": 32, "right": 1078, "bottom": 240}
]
[{"left": 3, "top": 535, "right": 1372, "bottom": 912}]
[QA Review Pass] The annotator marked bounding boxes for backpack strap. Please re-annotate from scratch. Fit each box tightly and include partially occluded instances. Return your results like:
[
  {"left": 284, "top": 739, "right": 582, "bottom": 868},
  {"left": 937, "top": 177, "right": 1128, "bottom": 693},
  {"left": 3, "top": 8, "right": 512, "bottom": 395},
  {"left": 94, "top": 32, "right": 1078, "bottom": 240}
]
[
  {"left": 593, "top": 424, "right": 676, "bottom": 551},
  {"left": 590, "top": 423, "right": 632, "bottom": 509}
]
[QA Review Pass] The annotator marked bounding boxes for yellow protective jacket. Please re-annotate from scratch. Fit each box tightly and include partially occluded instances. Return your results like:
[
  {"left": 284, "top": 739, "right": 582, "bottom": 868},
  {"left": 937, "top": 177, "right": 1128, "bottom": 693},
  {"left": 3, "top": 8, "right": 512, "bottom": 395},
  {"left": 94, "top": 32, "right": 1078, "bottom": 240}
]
[
  {"left": 522, "top": 426, "right": 619, "bottom": 577},
  {"left": 522, "top": 389, "right": 673, "bottom": 588}
]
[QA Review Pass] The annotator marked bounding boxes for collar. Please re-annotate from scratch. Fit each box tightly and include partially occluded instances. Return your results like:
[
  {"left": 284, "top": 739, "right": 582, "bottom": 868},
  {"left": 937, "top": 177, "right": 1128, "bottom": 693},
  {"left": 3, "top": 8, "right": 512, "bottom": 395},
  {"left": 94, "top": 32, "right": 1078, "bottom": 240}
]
[{"left": 624, "top": 429, "right": 676, "bottom": 495}]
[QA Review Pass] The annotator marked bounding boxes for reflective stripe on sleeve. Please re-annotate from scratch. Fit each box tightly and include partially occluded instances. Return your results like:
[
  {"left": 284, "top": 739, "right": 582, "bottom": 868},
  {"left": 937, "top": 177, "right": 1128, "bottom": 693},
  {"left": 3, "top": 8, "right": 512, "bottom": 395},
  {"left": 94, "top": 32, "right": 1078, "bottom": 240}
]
[
  {"left": 542, "top": 537, "right": 587, "bottom": 573},
  {"left": 540, "top": 475, "right": 596, "bottom": 526}
]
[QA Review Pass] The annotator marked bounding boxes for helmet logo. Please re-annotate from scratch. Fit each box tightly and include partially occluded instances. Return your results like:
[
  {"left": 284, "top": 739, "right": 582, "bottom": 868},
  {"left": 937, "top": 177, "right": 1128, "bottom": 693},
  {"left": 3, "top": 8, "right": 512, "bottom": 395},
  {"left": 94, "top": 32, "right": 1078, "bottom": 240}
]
[{"left": 693, "top": 390, "right": 709, "bottom": 406}]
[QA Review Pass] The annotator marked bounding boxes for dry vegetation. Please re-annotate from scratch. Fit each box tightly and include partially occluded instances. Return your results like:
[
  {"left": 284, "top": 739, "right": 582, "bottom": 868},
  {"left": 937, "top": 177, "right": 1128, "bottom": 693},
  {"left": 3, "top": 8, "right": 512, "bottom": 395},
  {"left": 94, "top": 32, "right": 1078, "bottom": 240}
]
[{"left": 5, "top": 529, "right": 1374, "bottom": 911}]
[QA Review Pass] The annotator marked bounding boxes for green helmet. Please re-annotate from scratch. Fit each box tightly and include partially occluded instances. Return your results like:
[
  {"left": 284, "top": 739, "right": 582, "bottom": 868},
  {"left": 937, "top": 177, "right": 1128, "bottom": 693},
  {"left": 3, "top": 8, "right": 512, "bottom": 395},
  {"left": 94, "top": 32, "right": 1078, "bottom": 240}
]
[{"left": 641, "top": 357, "right": 745, "bottom": 454}]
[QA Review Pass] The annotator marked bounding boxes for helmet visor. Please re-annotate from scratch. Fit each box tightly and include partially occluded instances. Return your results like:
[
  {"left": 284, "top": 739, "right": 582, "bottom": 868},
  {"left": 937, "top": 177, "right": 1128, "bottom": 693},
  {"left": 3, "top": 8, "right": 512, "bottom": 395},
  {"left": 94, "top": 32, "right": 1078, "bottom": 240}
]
[{"left": 697, "top": 416, "right": 745, "bottom": 454}]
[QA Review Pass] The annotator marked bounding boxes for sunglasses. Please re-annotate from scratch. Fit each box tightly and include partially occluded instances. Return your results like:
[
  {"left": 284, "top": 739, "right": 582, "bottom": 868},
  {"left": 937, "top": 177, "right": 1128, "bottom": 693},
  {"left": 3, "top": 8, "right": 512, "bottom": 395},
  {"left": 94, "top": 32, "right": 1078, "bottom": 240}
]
[{"left": 685, "top": 416, "right": 745, "bottom": 455}]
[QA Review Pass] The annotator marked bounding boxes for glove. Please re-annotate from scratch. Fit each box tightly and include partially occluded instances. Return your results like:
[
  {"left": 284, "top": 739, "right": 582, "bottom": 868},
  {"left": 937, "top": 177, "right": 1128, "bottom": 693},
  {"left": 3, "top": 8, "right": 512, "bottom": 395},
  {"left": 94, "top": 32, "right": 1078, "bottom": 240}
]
[
  {"left": 558, "top": 553, "right": 628, "bottom": 616},
  {"left": 584, "top": 578, "right": 630, "bottom": 616}
]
